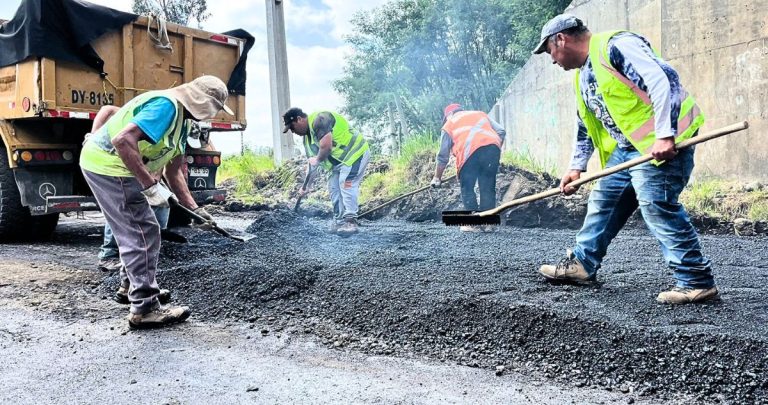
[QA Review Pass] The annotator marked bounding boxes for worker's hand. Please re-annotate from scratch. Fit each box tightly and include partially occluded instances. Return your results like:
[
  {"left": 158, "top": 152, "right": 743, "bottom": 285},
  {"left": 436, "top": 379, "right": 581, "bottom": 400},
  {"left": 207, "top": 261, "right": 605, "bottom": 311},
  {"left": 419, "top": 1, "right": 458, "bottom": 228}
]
[
  {"left": 650, "top": 137, "right": 678, "bottom": 161},
  {"left": 141, "top": 183, "right": 174, "bottom": 207},
  {"left": 298, "top": 186, "right": 312, "bottom": 197},
  {"left": 559, "top": 170, "right": 582, "bottom": 195},
  {"left": 430, "top": 177, "right": 442, "bottom": 188},
  {"left": 192, "top": 206, "right": 216, "bottom": 230},
  {"left": 193, "top": 206, "right": 213, "bottom": 221},
  {"left": 308, "top": 157, "right": 320, "bottom": 167}
]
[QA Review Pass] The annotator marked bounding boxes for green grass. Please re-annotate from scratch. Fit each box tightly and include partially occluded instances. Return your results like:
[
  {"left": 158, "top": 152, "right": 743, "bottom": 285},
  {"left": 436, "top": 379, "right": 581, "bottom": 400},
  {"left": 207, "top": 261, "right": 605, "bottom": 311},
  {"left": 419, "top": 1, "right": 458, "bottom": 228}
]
[
  {"left": 679, "top": 180, "right": 728, "bottom": 218},
  {"left": 679, "top": 180, "right": 768, "bottom": 221},
  {"left": 359, "top": 132, "right": 440, "bottom": 203},
  {"left": 218, "top": 149, "right": 275, "bottom": 200},
  {"left": 501, "top": 148, "right": 558, "bottom": 177}
]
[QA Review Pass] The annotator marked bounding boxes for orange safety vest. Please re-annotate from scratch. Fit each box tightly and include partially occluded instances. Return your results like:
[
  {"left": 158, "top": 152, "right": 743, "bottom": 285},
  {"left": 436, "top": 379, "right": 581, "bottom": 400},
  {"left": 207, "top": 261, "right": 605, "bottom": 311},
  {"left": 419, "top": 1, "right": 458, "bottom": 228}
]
[{"left": 442, "top": 111, "right": 502, "bottom": 172}]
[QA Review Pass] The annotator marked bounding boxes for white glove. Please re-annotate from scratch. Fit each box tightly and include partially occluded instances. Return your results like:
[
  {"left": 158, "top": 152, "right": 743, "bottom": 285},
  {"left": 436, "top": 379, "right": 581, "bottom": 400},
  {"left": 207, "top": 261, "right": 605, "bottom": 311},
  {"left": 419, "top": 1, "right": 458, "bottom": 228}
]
[
  {"left": 141, "top": 183, "right": 174, "bottom": 207},
  {"left": 193, "top": 207, "right": 213, "bottom": 221},
  {"left": 430, "top": 177, "right": 442, "bottom": 188}
]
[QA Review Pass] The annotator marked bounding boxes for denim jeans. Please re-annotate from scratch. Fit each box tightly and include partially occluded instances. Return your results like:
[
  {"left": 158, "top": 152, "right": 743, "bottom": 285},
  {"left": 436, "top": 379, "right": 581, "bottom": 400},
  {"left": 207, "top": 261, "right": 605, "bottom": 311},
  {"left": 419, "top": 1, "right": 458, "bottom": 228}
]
[
  {"left": 99, "top": 206, "right": 170, "bottom": 260},
  {"left": 571, "top": 146, "right": 715, "bottom": 289}
]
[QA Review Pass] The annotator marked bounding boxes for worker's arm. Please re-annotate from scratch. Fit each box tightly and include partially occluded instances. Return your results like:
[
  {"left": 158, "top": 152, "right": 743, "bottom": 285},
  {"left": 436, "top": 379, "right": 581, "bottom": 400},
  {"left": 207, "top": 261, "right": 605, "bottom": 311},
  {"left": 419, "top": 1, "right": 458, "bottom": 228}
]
[
  {"left": 308, "top": 112, "right": 335, "bottom": 166},
  {"left": 489, "top": 118, "right": 507, "bottom": 144},
  {"left": 310, "top": 132, "right": 332, "bottom": 165},
  {"left": 91, "top": 105, "right": 119, "bottom": 132},
  {"left": 111, "top": 124, "right": 157, "bottom": 189},
  {"left": 610, "top": 34, "right": 680, "bottom": 161},
  {"left": 561, "top": 116, "right": 594, "bottom": 195},
  {"left": 431, "top": 131, "right": 452, "bottom": 186},
  {"left": 164, "top": 155, "right": 198, "bottom": 210}
]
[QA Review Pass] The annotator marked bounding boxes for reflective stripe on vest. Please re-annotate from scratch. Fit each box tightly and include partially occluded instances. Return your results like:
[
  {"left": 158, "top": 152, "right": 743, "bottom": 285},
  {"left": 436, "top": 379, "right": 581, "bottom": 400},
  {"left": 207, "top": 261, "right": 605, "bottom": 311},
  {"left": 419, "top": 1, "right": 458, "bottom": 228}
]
[
  {"left": 79, "top": 91, "right": 185, "bottom": 177},
  {"left": 307, "top": 111, "right": 369, "bottom": 167},
  {"left": 441, "top": 111, "right": 502, "bottom": 172},
  {"left": 574, "top": 31, "right": 705, "bottom": 168}
]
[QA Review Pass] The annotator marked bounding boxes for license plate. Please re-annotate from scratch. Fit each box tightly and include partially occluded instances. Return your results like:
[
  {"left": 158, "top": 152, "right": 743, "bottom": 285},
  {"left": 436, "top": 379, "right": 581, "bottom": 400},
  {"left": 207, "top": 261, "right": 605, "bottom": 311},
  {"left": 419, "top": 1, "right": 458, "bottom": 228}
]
[{"left": 189, "top": 167, "right": 209, "bottom": 177}]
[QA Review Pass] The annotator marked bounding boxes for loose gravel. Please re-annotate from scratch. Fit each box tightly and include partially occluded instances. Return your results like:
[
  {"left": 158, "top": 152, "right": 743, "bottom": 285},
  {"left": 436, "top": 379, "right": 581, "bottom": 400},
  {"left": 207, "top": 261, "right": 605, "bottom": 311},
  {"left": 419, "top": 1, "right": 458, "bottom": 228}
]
[{"left": 103, "top": 210, "right": 768, "bottom": 403}]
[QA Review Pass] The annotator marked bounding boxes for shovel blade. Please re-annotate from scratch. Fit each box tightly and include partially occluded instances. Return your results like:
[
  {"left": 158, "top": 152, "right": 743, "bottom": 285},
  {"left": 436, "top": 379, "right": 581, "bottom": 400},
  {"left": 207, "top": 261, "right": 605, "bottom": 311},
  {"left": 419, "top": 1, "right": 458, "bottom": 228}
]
[{"left": 441, "top": 210, "right": 501, "bottom": 226}]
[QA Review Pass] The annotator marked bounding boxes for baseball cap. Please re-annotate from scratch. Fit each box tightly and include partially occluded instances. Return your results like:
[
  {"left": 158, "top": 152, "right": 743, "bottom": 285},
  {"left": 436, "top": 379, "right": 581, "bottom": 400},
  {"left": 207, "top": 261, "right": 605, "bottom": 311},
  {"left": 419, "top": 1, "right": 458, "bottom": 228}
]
[
  {"left": 532, "top": 14, "right": 583, "bottom": 55},
  {"left": 282, "top": 107, "right": 306, "bottom": 133}
]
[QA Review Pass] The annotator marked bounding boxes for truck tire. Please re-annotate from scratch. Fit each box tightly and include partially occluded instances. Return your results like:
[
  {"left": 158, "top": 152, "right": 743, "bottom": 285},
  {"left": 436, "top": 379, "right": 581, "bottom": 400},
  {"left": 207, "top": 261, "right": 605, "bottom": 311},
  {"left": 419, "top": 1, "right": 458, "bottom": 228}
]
[{"left": 0, "top": 150, "right": 59, "bottom": 241}]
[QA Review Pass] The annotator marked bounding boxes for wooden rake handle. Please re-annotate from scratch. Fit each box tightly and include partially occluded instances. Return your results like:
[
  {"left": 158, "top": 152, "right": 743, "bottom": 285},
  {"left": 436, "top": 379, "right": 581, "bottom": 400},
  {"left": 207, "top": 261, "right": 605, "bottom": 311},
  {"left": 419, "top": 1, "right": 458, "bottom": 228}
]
[
  {"left": 359, "top": 174, "right": 458, "bottom": 218},
  {"left": 477, "top": 121, "right": 749, "bottom": 217}
]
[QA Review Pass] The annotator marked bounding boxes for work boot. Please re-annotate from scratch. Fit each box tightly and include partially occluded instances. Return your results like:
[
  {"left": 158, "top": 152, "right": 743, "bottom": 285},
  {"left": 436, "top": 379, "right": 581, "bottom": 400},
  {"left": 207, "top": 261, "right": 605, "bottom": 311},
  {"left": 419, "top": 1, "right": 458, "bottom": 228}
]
[
  {"left": 336, "top": 219, "right": 359, "bottom": 237},
  {"left": 115, "top": 285, "right": 171, "bottom": 305},
  {"left": 127, "top": 304, "right": 191, "bottom": 329},
  {"left": 97, "top": 258, "right": 122, "bottom": 273},
  {"left": 459, "top": 225, "right": 483, "bottom": 233},
  {"left": 656, "top": 286, "right": 720, "bottom": 305},
  {"left": 328, "top": 220, "right": 339, "bottom": 234},
  {"left": 539, "top": 250, "right": 594, "bottom": 284}
]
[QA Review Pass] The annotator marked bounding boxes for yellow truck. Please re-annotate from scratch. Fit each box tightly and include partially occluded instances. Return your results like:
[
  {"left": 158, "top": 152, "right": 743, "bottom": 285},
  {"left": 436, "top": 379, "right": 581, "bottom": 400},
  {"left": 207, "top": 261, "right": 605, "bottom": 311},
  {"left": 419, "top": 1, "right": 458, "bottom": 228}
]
[{"left": 0, "top": 0, "right": 251, "bottom": 240}]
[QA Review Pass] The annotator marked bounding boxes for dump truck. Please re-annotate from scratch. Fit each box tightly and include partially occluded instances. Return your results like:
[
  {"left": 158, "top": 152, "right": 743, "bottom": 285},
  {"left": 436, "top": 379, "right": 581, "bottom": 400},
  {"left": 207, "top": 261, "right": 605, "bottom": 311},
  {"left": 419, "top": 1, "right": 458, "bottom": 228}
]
[{"left": 0, "top": 0, "right": 251, "bottom": 240}]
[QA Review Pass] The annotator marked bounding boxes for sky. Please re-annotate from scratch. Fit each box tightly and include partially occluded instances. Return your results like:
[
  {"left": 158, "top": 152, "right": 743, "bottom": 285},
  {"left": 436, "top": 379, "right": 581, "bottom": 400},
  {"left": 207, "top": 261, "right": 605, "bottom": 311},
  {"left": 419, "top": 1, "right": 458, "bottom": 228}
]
[{"left": 0, "top": 0, "right": 390, "bottom": 156}]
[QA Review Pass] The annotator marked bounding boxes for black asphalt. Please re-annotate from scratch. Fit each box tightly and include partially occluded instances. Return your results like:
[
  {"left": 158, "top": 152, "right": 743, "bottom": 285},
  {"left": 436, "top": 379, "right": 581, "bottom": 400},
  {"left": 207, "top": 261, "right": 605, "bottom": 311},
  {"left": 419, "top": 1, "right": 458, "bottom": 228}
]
[{"left": 118, "top": 210, "right": 768, "bottom": 404}]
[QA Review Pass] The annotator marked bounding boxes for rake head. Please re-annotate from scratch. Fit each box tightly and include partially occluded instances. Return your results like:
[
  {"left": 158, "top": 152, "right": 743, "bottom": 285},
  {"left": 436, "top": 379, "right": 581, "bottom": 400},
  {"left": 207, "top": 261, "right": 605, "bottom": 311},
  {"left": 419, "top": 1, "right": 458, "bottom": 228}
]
[{"left": 441, "top": 210, "right": 501, "bottom": 226}]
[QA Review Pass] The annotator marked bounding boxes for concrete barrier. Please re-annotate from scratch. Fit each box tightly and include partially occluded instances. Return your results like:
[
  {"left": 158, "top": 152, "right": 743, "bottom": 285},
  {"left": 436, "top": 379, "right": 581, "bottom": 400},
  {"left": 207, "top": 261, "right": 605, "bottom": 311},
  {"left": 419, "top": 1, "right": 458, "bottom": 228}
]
[{"left": 493, "top": 0, "right": 768, "bottom": 180}]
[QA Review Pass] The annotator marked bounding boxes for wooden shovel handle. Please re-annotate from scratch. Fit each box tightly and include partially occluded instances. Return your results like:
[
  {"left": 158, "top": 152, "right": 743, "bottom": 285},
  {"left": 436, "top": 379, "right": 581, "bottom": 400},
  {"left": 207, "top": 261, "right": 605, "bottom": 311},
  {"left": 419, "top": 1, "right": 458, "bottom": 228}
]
[{"left": 478, "top": 121, "right": 749, "bottom": 217}]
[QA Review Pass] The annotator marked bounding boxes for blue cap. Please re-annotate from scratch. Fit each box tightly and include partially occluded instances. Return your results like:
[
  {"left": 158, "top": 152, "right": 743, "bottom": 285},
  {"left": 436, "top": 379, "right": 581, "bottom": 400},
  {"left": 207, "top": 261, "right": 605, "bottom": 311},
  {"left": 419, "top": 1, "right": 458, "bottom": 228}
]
[{"left": 532, "top": 14, "right": 583, "bottom": 55}]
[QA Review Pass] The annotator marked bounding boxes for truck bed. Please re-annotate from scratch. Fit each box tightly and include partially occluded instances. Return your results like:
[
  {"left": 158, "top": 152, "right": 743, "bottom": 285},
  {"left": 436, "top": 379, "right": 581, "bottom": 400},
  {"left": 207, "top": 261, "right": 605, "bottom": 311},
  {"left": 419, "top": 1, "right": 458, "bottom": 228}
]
[{"left": 0, "top": 15, "right": 246, "bottom": 126}]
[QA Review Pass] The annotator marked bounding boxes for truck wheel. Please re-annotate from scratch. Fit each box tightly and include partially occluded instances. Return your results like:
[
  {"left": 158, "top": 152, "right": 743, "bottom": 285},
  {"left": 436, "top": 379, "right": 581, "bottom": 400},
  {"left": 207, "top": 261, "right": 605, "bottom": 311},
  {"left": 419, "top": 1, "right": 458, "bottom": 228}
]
[{"left": 0, "top": 151, "right": 59, "bottom": 241}]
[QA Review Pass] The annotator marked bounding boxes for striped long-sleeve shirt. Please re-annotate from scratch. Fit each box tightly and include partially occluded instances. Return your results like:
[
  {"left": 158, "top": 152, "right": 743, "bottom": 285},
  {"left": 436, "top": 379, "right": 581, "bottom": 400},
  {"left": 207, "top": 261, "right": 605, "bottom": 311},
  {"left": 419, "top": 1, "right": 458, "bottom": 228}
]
[{"left": 570, "top": 32, "right": 685, "bottom": 171}]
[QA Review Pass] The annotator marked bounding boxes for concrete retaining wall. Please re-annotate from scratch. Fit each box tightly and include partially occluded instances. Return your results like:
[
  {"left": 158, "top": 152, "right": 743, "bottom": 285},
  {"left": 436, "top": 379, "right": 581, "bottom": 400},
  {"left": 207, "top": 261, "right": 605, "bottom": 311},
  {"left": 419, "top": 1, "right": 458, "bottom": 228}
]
[{"left": 492, "top": 0, "right": 768, "bottom": 180}]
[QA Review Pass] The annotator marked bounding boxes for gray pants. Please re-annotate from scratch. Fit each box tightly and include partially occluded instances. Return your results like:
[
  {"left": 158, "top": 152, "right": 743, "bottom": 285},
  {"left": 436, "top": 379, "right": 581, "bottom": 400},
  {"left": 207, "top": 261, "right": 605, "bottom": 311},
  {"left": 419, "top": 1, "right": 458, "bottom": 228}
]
[
  {"left": 82, "top": 169, "right": 161, "bottom": 314},
  {"left": 329, "top": 149, "right": 370, "bottom": 221}
]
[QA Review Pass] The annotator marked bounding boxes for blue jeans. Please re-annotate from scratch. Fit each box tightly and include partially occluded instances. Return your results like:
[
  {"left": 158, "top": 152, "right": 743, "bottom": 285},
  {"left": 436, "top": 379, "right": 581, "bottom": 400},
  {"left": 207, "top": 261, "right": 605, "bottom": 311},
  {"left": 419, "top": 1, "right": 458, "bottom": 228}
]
[
  {"left": 571, "top": 146, "right": 715, "bottom": 289},
  {"left": 99, "top": 206, "right": 170, "bottom": 260}
]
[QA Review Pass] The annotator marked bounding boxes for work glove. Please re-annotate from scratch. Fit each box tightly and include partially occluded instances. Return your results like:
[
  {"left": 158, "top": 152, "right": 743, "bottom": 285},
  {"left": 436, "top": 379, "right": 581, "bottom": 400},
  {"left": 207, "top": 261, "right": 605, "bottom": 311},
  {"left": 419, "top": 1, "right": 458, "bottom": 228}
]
[
  {"left": 141, "top": 183, "right": 174, "bottom": 207},
  {"left": 192, "top": 206, "right": 216, "bottom": 230},
  {"left": 430, "top": 177, "right": 442, "bottom": 188}
]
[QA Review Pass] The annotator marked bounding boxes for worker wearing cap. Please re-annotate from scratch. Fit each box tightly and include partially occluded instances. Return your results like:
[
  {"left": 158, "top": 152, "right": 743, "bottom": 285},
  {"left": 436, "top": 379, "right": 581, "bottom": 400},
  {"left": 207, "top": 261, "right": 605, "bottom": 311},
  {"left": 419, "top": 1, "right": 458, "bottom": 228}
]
[
  {"left": 431, "top": 104, "right": 506, "bottom": 232},
  {"left": 533, "top": 15, "right": 717, "bottom": 305},
  {"left": 80, "top": 75, "right": 234, "bottom": 328},
  {"left": 282, "top": 107, "right": 370, "bottom": 236}
]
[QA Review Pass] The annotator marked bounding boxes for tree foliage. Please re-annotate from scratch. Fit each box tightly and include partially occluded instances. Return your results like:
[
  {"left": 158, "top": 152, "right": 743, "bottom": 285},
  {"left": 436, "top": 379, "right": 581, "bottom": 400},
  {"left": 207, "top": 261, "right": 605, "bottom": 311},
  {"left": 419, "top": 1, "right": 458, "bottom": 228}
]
[
  {"left": 132, "top": 0, "right": 210, "bottom": 28},
  {"left": 333, "top": 0, "right": 569, "bottom": 148}
]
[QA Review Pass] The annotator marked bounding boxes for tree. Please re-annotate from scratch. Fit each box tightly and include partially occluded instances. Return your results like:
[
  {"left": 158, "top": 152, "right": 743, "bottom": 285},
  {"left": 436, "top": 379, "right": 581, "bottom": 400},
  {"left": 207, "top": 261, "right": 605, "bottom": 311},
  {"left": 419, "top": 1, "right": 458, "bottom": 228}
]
[
  {"left": 333, "top": 0, "right": 570, "bottom": 151},
  {"left": 133, "top": 0, "right": 211, "bottom": 28}
]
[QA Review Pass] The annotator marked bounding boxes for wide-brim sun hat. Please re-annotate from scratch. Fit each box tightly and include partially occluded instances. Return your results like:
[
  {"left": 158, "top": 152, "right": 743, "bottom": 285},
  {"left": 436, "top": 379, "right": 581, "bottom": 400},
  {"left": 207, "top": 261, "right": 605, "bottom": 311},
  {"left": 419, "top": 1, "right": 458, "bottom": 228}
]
[{"left": 167, "top": 75, "right": 234, "bottom": 121}]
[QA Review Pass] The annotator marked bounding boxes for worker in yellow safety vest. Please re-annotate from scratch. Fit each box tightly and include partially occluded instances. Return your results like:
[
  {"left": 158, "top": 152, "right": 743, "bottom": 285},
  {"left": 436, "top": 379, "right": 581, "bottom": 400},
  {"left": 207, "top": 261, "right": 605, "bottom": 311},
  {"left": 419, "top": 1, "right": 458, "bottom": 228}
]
[
  {"left": 532, "top": 14, "right": 717, "bottom": 305},
  {"left": 80, "top": 76, "right": 232, "bottom": 328},
  {"left": 283, "top": 107, "right": 370, "bottom": 236}
]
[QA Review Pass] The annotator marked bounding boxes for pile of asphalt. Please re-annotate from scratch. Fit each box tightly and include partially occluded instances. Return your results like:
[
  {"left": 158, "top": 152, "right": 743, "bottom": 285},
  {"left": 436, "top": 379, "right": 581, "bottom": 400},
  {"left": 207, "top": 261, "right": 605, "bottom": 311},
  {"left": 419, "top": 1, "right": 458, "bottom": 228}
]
[{"left": 108, "top": 212, "right": 768, "bottom": 403}]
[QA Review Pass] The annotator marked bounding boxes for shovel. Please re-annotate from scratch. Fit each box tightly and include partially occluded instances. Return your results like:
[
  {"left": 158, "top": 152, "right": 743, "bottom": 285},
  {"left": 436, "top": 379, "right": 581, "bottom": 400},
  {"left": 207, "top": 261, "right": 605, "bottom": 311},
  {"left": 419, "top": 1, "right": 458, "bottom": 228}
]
[
  {"left": 169, "top": 198, "right": 256, "bottom": 242},
  {"left": 294, "top": 164, "right": 317, "bottom": 212},
  {"left": 442, "top": 121, "right": 749, "bottom": 226}
]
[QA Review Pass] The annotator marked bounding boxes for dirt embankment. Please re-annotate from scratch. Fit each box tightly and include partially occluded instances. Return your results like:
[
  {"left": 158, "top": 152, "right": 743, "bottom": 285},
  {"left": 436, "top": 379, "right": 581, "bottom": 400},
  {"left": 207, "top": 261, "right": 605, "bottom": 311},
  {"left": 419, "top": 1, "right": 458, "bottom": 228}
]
[{"left": 220, "top": 156, "right": 762, "bottom": 236}]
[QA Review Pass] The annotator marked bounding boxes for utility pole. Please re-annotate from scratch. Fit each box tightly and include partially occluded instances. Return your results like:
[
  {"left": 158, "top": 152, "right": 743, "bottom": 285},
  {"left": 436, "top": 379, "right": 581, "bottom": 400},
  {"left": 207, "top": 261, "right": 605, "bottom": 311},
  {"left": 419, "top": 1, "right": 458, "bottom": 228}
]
[{"left": 266, "top": 0, "right": 293, "bottom": 164}]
